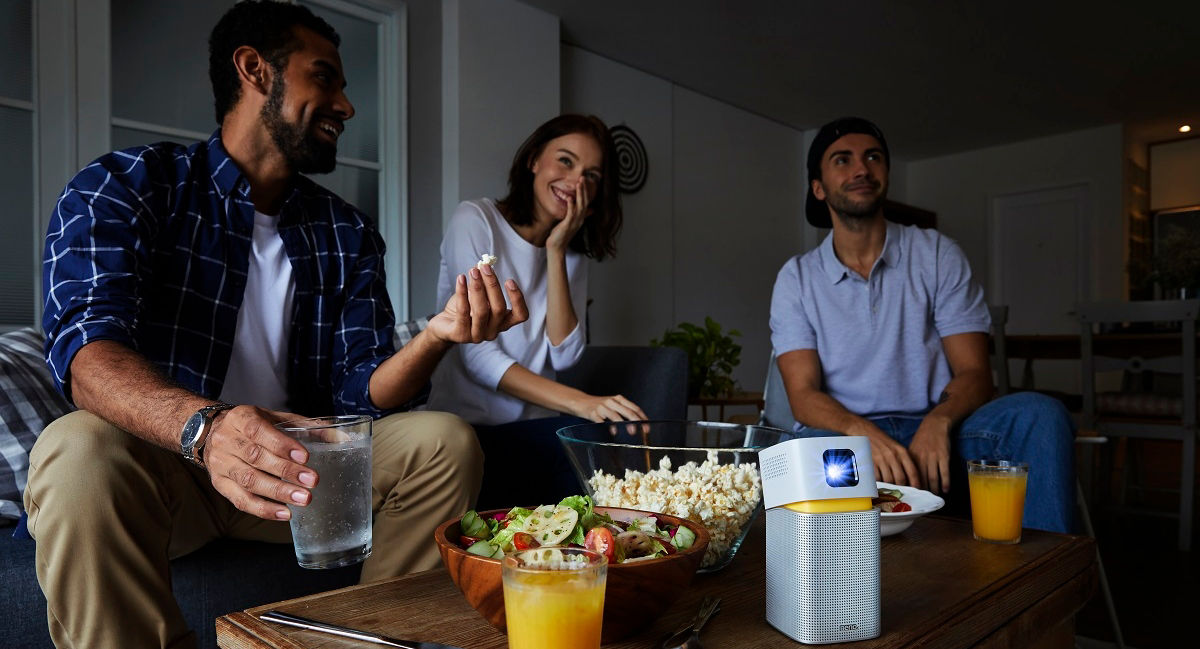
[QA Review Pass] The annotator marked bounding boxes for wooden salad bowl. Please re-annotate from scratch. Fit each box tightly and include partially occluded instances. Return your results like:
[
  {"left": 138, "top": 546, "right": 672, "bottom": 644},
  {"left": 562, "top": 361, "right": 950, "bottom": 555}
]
[{"left": 433, "top": 506, "right": 710, "bottom": 643}]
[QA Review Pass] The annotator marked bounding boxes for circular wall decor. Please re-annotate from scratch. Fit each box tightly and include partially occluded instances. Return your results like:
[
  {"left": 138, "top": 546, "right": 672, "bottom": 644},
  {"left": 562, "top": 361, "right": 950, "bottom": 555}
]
[{"left": 610, "top": 125, "right": 648, "bottom": 194}]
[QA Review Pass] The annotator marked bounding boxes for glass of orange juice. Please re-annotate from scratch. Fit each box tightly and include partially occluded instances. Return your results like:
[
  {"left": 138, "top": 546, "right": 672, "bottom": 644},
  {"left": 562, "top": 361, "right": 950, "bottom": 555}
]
[
  {"left": 502, "top": 547, "right": 607, "bottom": 649},
  {"left": 967, "top": 460, "right": 1029, "bottom": 544}
]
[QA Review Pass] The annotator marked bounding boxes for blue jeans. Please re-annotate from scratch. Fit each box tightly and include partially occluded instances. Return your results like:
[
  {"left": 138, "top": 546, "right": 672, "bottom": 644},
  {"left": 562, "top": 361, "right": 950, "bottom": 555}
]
[{"left": 796, "top": 392, "right": 1075, "bottom": 533}]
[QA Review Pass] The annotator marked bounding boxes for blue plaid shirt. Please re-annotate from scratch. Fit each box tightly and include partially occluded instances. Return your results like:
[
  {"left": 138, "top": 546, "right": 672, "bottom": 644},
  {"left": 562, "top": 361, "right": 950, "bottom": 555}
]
[{"left": 42, "top": 131, "right": 398, "bottom": 418}]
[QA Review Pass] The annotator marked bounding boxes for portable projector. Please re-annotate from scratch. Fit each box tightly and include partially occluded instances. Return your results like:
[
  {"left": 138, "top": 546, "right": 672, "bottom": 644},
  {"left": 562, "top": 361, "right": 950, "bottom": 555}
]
[{"left": 759, "top": 436, "right": 880, "bottom": 644}]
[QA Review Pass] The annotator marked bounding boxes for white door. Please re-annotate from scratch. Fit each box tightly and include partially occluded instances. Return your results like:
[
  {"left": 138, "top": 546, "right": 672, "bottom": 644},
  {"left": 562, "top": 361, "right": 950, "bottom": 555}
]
[{"left": 988, "top": 183, "right": 1089, "bottom": 391}]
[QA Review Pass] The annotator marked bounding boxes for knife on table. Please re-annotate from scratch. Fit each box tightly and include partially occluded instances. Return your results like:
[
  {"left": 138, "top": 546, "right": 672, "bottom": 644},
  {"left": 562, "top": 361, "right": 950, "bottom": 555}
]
[{"left": 260, "top": 610, "right": 467, "bottom": 649}]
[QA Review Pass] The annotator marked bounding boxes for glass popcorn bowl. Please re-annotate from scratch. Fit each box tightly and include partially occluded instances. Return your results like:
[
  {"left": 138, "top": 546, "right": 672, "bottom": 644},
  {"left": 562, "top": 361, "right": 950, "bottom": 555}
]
[{"left": 557, "top": 420, "right": 791, "bottom": 572}]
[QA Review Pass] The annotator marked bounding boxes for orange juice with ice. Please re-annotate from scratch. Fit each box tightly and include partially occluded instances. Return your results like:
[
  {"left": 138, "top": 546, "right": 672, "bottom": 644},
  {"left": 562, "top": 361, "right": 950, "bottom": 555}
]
[
  {"left": 502, "top": 548, "right": 606, "bottom": 649},
  {"left": 967, "top": 460, "right": 1028, "bottom": 544}
]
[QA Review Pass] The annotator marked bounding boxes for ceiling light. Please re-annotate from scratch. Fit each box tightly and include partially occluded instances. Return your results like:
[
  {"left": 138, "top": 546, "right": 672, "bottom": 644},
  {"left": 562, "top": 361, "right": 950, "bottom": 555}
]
[{"left": 1181, "top": 125, "right": 1192, "bottom": 133}]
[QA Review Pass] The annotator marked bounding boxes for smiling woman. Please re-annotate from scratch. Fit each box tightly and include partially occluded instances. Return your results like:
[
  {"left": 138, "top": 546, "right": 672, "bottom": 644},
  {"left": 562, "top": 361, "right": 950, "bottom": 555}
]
[{"left": 426, "top": 114, "right": 646, "bottom": 508}]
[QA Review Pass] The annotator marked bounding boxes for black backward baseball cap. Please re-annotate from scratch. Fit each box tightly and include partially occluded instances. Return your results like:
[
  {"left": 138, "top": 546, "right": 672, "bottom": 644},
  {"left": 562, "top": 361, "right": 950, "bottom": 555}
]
[{"left": 805, "top": 116, "right": 890, "bottom": 228}]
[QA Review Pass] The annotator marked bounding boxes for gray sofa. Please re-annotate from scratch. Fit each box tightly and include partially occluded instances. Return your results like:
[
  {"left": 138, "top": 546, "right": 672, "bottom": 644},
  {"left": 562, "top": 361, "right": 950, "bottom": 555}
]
[{"left": 0, "top": 327, "right": 688, "bottom": 648}]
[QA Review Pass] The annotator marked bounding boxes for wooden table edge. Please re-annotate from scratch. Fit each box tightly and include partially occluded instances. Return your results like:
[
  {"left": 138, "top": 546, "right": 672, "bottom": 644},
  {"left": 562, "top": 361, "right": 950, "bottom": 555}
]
[
  {"left": 217, "top": 611, "right": 308, "bottom": 649},
  {"left": 897, "top": 530, "right": 1098, "bottom": 648}
]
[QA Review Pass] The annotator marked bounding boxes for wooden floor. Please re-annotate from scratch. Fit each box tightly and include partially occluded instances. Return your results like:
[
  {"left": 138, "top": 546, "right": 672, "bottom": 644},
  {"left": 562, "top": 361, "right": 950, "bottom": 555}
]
[{"left": 1073, "top": 441, "right": 1200, "bottom": 648}]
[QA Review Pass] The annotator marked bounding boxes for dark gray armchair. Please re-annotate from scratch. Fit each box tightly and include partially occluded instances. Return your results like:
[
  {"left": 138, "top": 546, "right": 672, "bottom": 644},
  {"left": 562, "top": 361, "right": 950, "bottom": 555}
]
[{"left": 558, "top": 345, "right": 689, "bottom": 420}]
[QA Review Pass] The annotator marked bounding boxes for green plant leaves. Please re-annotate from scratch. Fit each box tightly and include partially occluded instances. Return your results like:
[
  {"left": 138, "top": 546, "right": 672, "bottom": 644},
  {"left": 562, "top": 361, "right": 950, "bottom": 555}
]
[{"left": 651, "top": 316, "right": 742, "bottom": 399}]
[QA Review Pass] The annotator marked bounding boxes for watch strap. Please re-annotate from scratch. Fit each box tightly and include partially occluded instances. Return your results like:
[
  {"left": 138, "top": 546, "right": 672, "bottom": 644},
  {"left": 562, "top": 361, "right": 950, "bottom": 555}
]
[{"left": 182, "top": 403, "right": 235, "bottom": 467}]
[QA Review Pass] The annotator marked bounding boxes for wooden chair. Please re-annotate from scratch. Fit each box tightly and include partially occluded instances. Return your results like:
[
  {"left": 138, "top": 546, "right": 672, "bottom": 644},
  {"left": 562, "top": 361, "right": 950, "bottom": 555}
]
[
  {"left": 1078, "top": 299, "right": 1199, "bottom": 552},
  {"left": 923, "top": 309, "right": 1129, "bottom": 647},
  {"left": 988, "top": 304, "right": 1011, "bottom": 396}
]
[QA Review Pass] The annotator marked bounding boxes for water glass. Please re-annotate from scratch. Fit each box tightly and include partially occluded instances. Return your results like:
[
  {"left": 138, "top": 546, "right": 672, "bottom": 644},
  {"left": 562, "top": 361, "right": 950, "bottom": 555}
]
[{"left": 276, "top": 415, "right": 373, "bottom": 569}]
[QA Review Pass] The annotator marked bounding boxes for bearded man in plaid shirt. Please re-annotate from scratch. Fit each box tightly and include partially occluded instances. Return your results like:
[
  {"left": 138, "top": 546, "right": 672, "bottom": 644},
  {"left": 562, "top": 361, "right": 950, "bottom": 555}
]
[{"left": 24, "top": 3, "right": 528, "bottom": 648}]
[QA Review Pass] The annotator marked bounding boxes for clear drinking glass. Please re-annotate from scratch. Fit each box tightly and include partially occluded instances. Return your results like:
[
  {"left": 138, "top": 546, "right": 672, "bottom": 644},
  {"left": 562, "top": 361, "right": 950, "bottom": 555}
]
[
  {"left": 967, "top": 460, "right": 1029, "bottom": 544},
  {"left": 502, "top": 547, "right": 607, "bottom": 649},
  {"left": 275, "top": 415, "right": 373, "bottom": 568}
]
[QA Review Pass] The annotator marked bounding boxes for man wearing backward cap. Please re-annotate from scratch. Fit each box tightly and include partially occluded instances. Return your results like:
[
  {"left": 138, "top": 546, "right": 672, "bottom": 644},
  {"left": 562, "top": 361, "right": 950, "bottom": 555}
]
[{"left": 768, "top": 117, "right": 1074, "bottom": 533}]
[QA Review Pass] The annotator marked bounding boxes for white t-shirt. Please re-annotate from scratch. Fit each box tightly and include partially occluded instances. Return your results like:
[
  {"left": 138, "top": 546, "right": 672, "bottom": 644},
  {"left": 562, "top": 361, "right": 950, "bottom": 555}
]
[
  {"left": 218, "top": 210, "right": 295, "bottom": 411},
  {"left": 427, "top": 199, "right": 587, "bottom": 425}
]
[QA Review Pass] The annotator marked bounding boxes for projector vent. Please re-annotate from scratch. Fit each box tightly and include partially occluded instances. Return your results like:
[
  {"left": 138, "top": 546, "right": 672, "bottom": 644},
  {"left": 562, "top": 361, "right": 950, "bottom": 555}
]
[
  {"left": 765, "top": 508, "right": 880, "bottom": 643},
  {"left": 761, "top": 451, "right": 789, "bottom": 482}
]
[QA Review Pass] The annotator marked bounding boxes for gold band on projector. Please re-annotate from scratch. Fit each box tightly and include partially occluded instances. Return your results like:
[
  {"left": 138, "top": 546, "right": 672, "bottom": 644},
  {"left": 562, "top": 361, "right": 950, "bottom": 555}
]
[{"left": 783, "top": 498, "right": 873, "bottom": 513}]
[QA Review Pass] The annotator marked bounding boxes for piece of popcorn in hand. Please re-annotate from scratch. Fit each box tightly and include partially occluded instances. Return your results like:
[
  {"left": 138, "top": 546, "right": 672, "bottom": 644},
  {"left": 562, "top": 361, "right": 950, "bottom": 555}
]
[{"left": 475, "top": 253, "right": 497, "bottom": 271}]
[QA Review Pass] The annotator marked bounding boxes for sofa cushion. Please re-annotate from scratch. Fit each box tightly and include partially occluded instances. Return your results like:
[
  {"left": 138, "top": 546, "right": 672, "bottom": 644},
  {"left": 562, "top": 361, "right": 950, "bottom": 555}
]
[
  {"left": 0, "top": 328, "right": 73, "bottom": 520},
  {"left": 394, "top": 315, "right": 430, "bottom": 348}
]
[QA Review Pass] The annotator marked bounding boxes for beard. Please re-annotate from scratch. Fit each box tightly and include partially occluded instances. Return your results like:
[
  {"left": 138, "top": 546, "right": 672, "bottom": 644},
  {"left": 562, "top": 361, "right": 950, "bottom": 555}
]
[
  {"left": 826, "top": 181, "right": 885, "bottom": 231},
  {"left": 261, "top": 77, "right": 338, "bottom": 175}
]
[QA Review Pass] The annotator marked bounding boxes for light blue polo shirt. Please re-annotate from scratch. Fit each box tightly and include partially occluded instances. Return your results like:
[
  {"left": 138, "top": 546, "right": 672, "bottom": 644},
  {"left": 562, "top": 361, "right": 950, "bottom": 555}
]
[{"left": 769, "top": 221, "right": 990, "bottom": 419}]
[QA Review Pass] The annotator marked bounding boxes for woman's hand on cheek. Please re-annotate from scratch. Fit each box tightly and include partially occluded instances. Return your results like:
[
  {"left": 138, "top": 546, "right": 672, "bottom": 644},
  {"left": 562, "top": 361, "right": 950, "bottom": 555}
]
[{"left": 546, "top": 181, "right": 589, "bottom": 254}]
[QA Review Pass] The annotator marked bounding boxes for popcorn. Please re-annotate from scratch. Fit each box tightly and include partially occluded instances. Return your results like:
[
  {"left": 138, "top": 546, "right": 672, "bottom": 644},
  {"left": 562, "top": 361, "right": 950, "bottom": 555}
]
[
  {"left": 476, "top": 253, "right": 497, "bottom": 271},
  {"left": 587, "top": 450, "right": 761, "bottom": 568}
]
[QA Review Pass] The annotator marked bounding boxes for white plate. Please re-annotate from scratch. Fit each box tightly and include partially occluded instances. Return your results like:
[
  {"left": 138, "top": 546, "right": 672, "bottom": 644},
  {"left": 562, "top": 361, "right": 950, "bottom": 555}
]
[{"left": 876, "top": 482, "right": 945, "bottom": 537}]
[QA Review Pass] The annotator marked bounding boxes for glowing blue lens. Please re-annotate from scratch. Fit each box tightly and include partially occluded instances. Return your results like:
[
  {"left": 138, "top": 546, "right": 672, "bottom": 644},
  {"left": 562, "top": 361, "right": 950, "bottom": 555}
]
[{"left": 822, "top": 449, "right": 859, "bottom": 488}]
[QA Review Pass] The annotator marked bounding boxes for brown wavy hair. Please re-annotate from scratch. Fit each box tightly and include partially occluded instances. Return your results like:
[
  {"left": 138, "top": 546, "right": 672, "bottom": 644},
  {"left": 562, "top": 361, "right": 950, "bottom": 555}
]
[{"left": 496, "top": 114, "right": 623, "bottom": 261}]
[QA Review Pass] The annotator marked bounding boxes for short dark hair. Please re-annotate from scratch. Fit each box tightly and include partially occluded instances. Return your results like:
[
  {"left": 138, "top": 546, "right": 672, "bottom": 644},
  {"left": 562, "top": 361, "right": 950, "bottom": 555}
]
[
  {"left": 496, "top": 114, "right": 624, "bottom": 261},
  {"left": 208, "top": 0, "right": 340, "bottom": 124}
]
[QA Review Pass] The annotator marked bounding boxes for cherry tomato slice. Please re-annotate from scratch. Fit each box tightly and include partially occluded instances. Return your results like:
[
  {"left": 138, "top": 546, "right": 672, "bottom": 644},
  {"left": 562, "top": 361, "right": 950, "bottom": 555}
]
[
  {"left": 585, "top": 527, "right": 616, "bottom": 562},
  {"left": 892, "top": 502, "right": 912, "bottom": 513},
  {"left": 513, "top": 532, "right": 539, "bottom": 550}
]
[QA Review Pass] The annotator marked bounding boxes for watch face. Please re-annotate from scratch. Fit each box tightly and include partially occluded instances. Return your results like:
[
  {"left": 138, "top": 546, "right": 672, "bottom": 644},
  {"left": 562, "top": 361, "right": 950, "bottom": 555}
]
[{"left": 182, "top": 412, "right": 206, "bottom": 459}]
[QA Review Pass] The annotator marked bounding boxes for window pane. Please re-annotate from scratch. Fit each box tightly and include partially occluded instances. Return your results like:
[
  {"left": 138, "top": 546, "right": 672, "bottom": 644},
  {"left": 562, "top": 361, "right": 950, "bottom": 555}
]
[
  {"left": 111, "top": 0, "right": 231, "bottom": 134},
  {"left": 302, "top": 2, "right": 379, "bottom": 163},
  {"left": 0, "top": 106, "right": 33, "bottom": 325},
  {"left": 308, "top": 166, "right": 379, "bottom": 225},
  {"left": 0, "top": 0, "right": 33, "bottom": 101}
]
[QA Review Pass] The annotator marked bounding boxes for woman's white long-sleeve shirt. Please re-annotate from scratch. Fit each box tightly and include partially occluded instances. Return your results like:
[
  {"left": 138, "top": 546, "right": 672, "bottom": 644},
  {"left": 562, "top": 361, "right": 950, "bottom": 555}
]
[{"left": 427, "top": 199, "right": 588, "bottom": 425}]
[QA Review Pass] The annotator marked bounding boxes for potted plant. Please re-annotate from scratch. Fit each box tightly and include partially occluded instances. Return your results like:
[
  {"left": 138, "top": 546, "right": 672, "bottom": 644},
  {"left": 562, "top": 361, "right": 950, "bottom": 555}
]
[
  {"left": 1154, "top": 227, "right": 1200, "bottom": 299},
  {"left": 651, "top": 317, "right": 742, "bottom": 399}
]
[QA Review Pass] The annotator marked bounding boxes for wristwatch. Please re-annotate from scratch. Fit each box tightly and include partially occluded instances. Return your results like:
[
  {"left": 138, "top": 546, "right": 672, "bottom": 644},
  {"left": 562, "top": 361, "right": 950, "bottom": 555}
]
[{"left": 181, "top": 403, "right": 236, "bottom": 467}]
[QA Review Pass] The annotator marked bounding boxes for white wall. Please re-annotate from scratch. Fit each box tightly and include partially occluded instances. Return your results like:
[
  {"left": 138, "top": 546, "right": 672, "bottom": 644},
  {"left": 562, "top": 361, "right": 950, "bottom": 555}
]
[
  {"left": 904, "top": 124, "right": 1123, "bottom": 393},
  {"left": 904, "top": 124, "right": 1124, "bottom": 302},
  {"left": 672, "top": 87, "right": 805, "bottom": 392},
  {"left": 442, "top": 0, "right": 558, "bottom": 211},
  {"left": 559, "top": 47, "right": 675, "bottom": 349},
  {"left": 561, "top": 46, "right": 806, "bottom": 393},
  {"left": 408, "top": 0, "right": 559, "bottom": 316},
  {"left": 1150, "top": 136, "right": 1200, "bottom": 211}
]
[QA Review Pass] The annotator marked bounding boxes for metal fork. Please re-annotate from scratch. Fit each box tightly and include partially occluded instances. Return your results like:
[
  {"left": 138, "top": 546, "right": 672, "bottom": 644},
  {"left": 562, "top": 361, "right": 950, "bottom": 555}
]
[{"left": 660, "top": 596, "right": 721, "bottom": 649}]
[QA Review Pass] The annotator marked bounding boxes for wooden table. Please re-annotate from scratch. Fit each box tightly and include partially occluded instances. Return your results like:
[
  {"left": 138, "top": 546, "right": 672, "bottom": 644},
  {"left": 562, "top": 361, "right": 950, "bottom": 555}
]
[{"left": 217, "top": 516, "right": 1096, "bottom": 649}]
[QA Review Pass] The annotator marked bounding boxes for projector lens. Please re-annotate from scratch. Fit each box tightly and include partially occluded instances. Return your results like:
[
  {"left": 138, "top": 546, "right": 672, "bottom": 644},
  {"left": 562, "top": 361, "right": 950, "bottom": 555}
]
[{"left": 823, "top": 449, "right": 859, "bottom": 487}]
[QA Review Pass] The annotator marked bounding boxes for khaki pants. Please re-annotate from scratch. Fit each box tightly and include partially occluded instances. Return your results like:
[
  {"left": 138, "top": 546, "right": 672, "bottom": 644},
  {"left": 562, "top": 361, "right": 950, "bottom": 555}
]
[{"left": 23, "top": 409, "right": 482, "bottom": 649}]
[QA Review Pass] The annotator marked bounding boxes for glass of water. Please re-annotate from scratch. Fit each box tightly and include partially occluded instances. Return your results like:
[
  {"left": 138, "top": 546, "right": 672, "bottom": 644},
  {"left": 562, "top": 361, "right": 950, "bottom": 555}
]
[{"left": 275, "top": 415, "right": 373, "bottom": 569}]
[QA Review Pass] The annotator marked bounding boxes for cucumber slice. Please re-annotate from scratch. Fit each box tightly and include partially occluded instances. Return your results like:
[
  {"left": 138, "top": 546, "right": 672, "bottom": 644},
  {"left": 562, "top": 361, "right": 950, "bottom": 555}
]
[
  {"left": 671, "top": 525, "right": 697, "bottom": 550},
  {"left": 522, "top": 505, "right": 579, "bottom": 546},
  {"left": 466, "top": 539, "right": 500, "bottom": 557}
]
